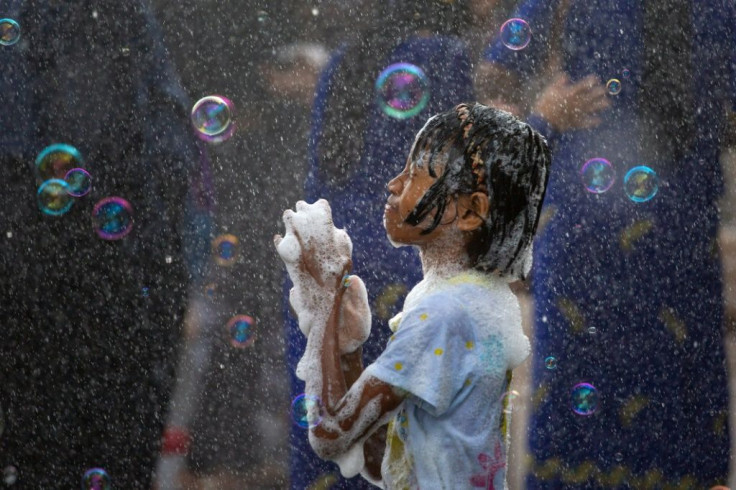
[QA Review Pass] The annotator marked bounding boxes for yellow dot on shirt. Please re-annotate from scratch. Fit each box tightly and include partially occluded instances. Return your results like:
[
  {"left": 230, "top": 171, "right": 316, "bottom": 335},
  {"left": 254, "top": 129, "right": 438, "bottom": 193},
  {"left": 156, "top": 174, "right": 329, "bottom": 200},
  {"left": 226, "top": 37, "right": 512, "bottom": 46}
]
[
  {"left": 464, "top": 378, "right": 472, "bottom": 387},
  {"left": 389, "top": 335, "right": 395, "bottom": 342},
  {"left": 394, "top": 362, "right": 403, "bottom": 371},
  {"left": 419, "top": 313, "right": 429, "bottom": 321},
  {"left": 434, "top": 348, "right": 444, "bottom": 356},
  {"left": 465, "top": 341, "right": 475, "bottom": 350}
]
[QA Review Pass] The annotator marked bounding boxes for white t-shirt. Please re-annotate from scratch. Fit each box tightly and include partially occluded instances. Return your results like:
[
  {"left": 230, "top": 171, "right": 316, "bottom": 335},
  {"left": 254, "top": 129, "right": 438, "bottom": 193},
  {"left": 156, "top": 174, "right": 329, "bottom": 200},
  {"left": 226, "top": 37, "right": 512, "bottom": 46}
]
[{"left": 364, "top": 271, "right": 529, "bottom": 489}]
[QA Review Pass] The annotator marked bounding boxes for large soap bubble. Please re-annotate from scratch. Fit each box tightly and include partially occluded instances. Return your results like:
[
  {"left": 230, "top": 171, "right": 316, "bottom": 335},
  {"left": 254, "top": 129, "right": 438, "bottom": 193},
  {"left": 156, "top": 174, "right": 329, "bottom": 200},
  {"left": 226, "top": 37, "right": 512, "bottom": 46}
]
[
  {"left": 0, "top": 19, "right": 20, "bottom": 46},
  {"left": 92, "top": 197, "right": 134, "bottom": 240},
  {"left": 375, "top": 63, "right": 430, "bottom": 120},
  {"left": 500, "top": 18, "right": 531, "bottom": 50},
  {"left": 191, "top": 95, "right": 235, "bottom": 143},
  {"left": 37, "top": 179, "right": 74, "bottom": 216}
]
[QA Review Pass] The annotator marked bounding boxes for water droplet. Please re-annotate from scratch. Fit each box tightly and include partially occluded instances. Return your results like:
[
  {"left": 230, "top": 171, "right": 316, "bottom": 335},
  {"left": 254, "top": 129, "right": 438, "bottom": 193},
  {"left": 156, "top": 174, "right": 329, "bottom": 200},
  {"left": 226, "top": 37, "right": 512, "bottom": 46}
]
[
  {"left": 500, "top": 18, "right": 531, "bottom": 50},
  {"left": 580, "top": 157, "right": 615, "bottom": 194},
  {"left": 375, "top": 63, "right": 430, "bottom": 120},
  {"left": 165, "top": 255, "right": 172, "bottom": 264},
  {"left": 571, "top": 382, "right": 598, "bottom": 416},
  {"left": 0, "top": 19, "right": 21, "bottom": 46},
  {"left": 311, "top": 7, "right": 319, "bottom": 16},
  {"left": 624, "top": 166, "right": 659, "bottom": 203},
  {"left": 191, "top": 95, "right": 236, "bottom": 143},
  {"left": 291, "top": 393, "right": 324, "bottom": 429},
  {"left": 92, "top": 197, "right": 133, "bottom": 240}
]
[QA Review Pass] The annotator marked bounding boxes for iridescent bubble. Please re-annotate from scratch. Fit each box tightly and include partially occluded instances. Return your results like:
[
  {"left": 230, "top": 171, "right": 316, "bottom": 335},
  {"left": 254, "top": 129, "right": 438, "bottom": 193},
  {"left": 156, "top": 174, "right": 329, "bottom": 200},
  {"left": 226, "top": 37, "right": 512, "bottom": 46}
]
[
  {"left": 81, "top": 468, "right": 111, "bottom": 490},
  {"left": 291, "top": 393, "right": 324, "bottom": 429},
  {"left": 571, "top": 382, "right": 598, "bottom": 416},
  {"left": 588, "top": 326, "right": 597, "bottom": 335},
  {"left": 0, "top": 19, "right": 21, "bottom": 46},
  {"left": 191, "top": 95, "right": 235, "bottom": 143},
  {"left": 614, "top": 452, "right": 623, "bottom": 462},
  {"left": 375, "top": 63, "right": 430, "bottom": 120},
  {"left": 624, "top": 166, "right": 659, "bottom": 203},
  {"left": 35, "top": 144, "right": 85, "bottom": 182},
  {"left": 38, "top": 179, "right": 74, "bottom": 216},
  {"left": 141, "top": 287, "right": 150, "bottom": 297},
  {"left": 606, "top": 78, "right": 622, "bottom": 96},
  {"left": 580, "top": 158, "right": 615, "bottom": 194},
  {"left": 256, "top": 10, "right": 269, "bottom": 24},
  {"left": 544, "top": 356, "right": 558, "bottom": 370},
  {"left": 64, "top": 168, "right": 92, "bottom": 197},
  {"left": 92, "top": 197, "right": 133, "bottom": 240},
  {"left": 212, "top": 234, "right": 240, "bottom": 266},
  {"left": 226, "top": 315, "right": 256, "bottom": 348},
  {"left": 622, "top": 69, "right": 631, "bottom": 79},
  {"left": 501, "top": 390, "right": 520, "bottom": 414},
  {"left": 204, "top": 282, "right": 217, "bottom": 299},
  {"left": 2, "top": 466, "right": 17, "bottom": 486},
  {"left": 500, "top": 18, "right": 532, "bottom": 51}
]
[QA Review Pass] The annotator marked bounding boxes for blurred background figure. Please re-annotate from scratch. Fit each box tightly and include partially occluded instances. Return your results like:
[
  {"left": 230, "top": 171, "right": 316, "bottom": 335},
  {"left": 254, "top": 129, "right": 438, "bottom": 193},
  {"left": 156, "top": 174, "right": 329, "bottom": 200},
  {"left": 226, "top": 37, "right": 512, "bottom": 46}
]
[
  {"left": 477, "top": 0, "right": 736, "bottom": 487},
  {"left": 0, "top": 0, "right": 208, "bottom": 488}
]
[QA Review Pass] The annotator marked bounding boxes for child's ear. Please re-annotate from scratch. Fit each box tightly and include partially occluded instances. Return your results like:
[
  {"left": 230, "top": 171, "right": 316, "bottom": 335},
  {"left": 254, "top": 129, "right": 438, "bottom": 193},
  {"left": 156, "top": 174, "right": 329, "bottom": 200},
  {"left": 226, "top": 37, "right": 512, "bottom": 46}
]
[{"left": 457, "top": 192, "right": 489, "bottom": 232}]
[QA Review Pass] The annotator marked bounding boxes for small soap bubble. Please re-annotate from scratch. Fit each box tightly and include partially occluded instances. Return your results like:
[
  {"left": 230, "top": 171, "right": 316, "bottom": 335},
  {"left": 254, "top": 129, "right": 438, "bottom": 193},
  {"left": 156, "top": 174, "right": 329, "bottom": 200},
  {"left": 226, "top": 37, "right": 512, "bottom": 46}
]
[
  {"left": 212, "top": 234, "right": 240, "bottom": 266},
  {"left": 571, "top": 382, "right": 598, "bottom": 416},
  {"left": 588, "top": 326, "right": 597, "bottom": 334},
  {"left": 120, "top": 46, "right": 130, "bottom": 57},
  {"left": 0, "top": 19, "right": 21, "bottom": 46},
  {"left": 291, "top": 393, "right": 324, "bottom": 429},
  {"left": 35, "top": 144, "right": 85, "bottom": 182},
  {"left": 500, "top": 18, "right": 531, "bottom": 51},
  {"left": 226, "top": 315, "right": 256, "bottom": 348},
  {"left": 191, "top": 95, "right": 236, "bottom": 143},
  {"left": 2, "top": 466, "right": 17, "bottom": 486},
  {"left": 204, "top": 283, "right": 217, "bottom": 299},
  {"left": 580, "top": 158, "right": 615, "bottom": 194},
  {"left": 544, "top": 356, "right": 558, "bottom": 370},
  {"left": 375, "top": 63, "right": 430, "bottom": 120},
  {"left": 614, "top": 452, "right": 623, "bottom": 462},
  {"left": 624, "top": 166, "right": 659, "bottom": 203},
  {"left": 622, "top": 69, "right": 631, "bottom": 79},
  {"left": 501, "top": 390, "right": 520, "bottom": 414},
  {"left": 38, "top": 179, "right": 74, "bottom": 216},
  {"left": 81, "top": 468, "right": 111, "bottom": 490},
  {"left": 64, "top": 168, "right": 92, "bottom": 197},
  {"left": 92, "top": 197, "right": 133, "bottom": 240},
  {"left": 141, "top": 287, "right": 149, "bottom": 297},
  {"left": 257, "top": 10, "right": 269, "bottom": 23},
  {"left": 606, "top": 78, "right": 622, "bottom": 96}
]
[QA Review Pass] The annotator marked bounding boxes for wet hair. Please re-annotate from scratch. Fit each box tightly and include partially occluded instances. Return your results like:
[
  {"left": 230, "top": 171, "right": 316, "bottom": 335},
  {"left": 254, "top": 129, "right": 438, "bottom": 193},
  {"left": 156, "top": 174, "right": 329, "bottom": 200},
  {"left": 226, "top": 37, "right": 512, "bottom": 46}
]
[{"left": 405, "top": 103, "right": 551, "bottom": 279}]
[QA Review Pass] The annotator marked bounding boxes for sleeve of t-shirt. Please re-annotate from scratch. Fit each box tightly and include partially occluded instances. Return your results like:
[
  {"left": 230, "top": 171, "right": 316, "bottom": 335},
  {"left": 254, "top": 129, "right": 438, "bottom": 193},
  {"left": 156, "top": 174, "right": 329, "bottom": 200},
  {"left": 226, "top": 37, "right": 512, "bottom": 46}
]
[
  {"left": 482, "top": 0, "right": 561, "bottom": 79},
  {"left": 364, "top": 295, "right": 477, "bottom": 417}
]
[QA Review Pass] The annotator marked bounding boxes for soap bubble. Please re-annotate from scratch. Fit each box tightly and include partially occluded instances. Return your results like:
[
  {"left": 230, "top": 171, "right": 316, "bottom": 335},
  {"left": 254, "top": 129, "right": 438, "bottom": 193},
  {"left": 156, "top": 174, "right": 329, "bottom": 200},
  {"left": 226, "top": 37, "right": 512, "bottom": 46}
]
[
  {"left": 588, "top": 326, "right": 597, "bottom": 335},
  {"left": 212, "top": 233, "right": 240, "bottom": 266},
  {"left": 571, "top": 382, "right": 598, "bottom": 416},
  {"left": 256, "top": 10, "right": 269, "bottom": 24},
  {"left": 500, "top": 18, "right": 531, "bottom": 51},
  {"left": 204, "top": 282, "right": 217, "bottom": 299},
  {"left": 64, "top": 168, "right": 92, "bottom": 197},
  {"left": 501, "top": 390, "right": 520, "bottom": 414},
  {"left": 580, "top": 158, "right": 615, "bottom": 194},
  {"left": 226, "top": 315, "right": 256, "bottom": 348},
  {"left": 614, "top": 452, "right": 623, "bottom": 462},
  {"left": 622, "top": 69, "right": 631, "bottom": 79},
  {"left": 92, "top": 197, "right": 133, "bottom": 240},
  {"left": 291, "top": 393, "right": 324, "bottom": 429},
  {"left": 624, "top": 166, "right": 659, "bottom": 203},
  {"left": 2, "top": 466, "right": 17, "bottom": 486},
  {"left": 544, "top": 356, "right": 558, "bottom": 370},
  {"left": 375, "top": 63, "right": 430, "bottom": 120},
  {"left": 0, "top": 18, "right": 20, "bottom": 46},
  {"left": 81, "top": 468, "right": 111, "bottom": 490},
  {"left": 141, "top": 287, "right": 150, "bottom": 297},
  {"left": 606, "top": 78, "right": 622, "bottom": 95},
  {"left": 38, "top": 179, "right": 74, "bottom": 216},
  {"left": 35, "top": 144, "right": 85, "bottom": 182},
  {"left": 191, "top": 95, "right": 235, "bottom": 143}
]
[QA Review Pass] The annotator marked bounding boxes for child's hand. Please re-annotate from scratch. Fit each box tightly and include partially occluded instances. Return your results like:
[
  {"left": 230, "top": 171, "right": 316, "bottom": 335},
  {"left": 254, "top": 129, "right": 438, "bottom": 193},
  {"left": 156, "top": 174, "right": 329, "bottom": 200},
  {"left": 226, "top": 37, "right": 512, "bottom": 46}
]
[
  {"left": 275, "top": 199, "right": 353, "bottom": 335},
  {"left": 338, "top": 275, "right": 372, "bottom": 354}
]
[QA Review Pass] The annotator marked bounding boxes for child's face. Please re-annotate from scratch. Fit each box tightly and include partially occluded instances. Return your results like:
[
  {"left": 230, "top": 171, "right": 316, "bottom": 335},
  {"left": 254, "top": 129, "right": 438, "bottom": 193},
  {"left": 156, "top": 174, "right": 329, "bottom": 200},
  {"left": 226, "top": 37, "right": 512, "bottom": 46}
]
[{"left": 384, "top": 156, "right": 451, "bottom": 246}]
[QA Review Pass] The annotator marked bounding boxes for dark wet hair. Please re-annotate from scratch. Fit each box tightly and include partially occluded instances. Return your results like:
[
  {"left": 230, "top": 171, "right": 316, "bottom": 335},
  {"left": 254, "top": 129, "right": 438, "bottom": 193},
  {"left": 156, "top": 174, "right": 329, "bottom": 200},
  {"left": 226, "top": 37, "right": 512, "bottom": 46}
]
[{"left": 405, "top": 103, "right": 551, "bottom": 279}]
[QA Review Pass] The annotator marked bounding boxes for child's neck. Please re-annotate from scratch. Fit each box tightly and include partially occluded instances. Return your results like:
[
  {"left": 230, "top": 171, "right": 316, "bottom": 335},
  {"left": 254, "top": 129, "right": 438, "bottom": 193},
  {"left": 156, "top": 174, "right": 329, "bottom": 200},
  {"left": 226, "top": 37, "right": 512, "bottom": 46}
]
[{"left": 418, "top": 233, "right": 471, "bottom": 281}]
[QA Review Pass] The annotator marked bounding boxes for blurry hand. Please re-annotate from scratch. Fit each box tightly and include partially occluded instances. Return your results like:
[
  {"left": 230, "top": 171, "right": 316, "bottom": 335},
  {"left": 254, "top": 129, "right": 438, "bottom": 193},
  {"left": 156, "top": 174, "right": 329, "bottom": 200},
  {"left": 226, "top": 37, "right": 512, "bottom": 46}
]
[{"left": 533, "top": 73, "right": 611, "bottom": 131}]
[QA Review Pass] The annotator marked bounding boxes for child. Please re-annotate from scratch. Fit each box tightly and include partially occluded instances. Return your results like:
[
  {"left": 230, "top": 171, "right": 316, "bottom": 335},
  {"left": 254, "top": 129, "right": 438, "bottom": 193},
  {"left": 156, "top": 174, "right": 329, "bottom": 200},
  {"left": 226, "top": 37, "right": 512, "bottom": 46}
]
[{"left": 275, "top": 102, "right": 551, "bottom": 489}]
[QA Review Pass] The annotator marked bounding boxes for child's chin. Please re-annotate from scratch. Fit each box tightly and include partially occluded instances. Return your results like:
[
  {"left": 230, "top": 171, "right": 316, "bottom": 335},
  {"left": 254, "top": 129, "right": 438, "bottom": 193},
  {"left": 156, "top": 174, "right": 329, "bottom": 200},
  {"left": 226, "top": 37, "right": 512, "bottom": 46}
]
[{"left": 385, "top": 232, "right": 406, "bottom": 249}]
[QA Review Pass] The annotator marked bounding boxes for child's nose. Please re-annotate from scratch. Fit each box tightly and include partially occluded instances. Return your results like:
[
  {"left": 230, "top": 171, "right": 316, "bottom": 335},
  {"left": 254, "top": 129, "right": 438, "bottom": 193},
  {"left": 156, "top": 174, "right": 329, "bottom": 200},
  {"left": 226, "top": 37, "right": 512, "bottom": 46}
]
[{"left": 387, "top": 175, "right": 403, "bottom": 195}]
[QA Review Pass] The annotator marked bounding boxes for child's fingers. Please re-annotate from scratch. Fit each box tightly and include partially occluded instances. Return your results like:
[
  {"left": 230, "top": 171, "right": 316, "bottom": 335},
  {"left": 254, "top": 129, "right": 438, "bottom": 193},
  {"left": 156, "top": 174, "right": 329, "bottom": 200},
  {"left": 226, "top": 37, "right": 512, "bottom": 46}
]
[{"left": 274, "top": 234, "right": 283, "bottom": 248}]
